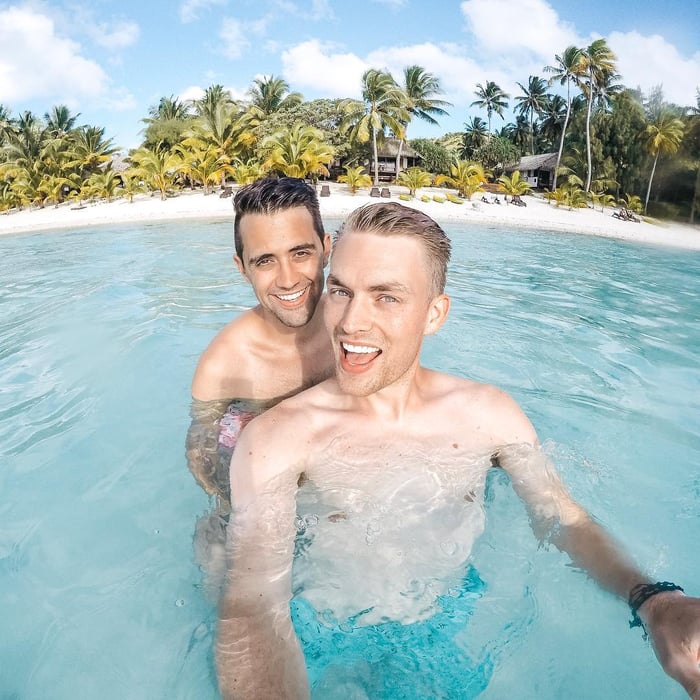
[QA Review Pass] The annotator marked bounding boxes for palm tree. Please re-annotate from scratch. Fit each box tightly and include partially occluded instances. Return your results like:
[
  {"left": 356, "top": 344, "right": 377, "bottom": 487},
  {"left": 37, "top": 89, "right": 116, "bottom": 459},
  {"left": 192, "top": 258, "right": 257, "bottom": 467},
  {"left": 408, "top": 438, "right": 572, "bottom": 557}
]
[
  {"left": 497, "top": 170, "right": 532, "bottom": 198},
  {"left": 248, "top": 76, "right": 303, "bottom": 117},
  {"left": 538, "top": 94, "right": 567, "bottom": 151},
  {"left": 44, "top": 105, "right": 80, "bottom": 138},
  {"left": 435, "top": 160, "right": 487, "bottom": 199},
  {"left": 338, "top": 165, "right": 372, "bottom": 194},
  {"left": 260, "top": 123, "right": 334, "bottom": 180},
  {"left": 228, "top": 158, "right": 268, "bottom": 185},
  {"left": 397, "top": 167, "right": 432, "bottom": 197},
  {"left": 340, "top": 69, "right": 408, "bottom": 186},
  {"left": 514, "top": 76, "right": 548, "bottom": 155},
  {"left": 176, "top": 140, "right": 230, "bottom": 194},
  {"left": 642, "top": 111, "right": 685, "bottom": 214},
  {"left": 187, "top": 102, "right": 258, "bottom": 181},
  {"left": 69, "top": 125, "right": 117, "bottom": 175},
  {"left": 193, "top": 85, "right": 233, "bottom": 121},
  {"left": 579, "top": 39, "right": 617, "bottom": 191},
  {"left": 146, "top": 95, "right": 192, "bottom": 123},
  {"left": 543, "top": 45, "right": 584, "bottom": 190},
  {"left": 84, "top": 167, "right": 121, "bottom": 202},
  {"left": 470, "top": 81, "right": 509, "bottom": 133},
  {"left": 0, "top": 103, "right": 14, "bottom": 145},
  {"left": 461, "top": 116, "right": 488, "bottom": 159},
  {"left": 129, "top": 145, "right": 183, "bottom": 200},
  {"left": 394, "top": 65, "right": 451, "bottom": 177}
]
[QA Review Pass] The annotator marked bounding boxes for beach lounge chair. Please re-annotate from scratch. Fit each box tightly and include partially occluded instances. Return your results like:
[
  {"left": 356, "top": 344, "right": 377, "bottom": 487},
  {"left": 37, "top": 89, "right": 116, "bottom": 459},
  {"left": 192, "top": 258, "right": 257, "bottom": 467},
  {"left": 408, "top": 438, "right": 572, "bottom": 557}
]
[
  {"left": 320, "top": 185, "right": 331, "bottom": 197},
  {"left": 380, "top": 188, "right": 391, "bottom": 198},
  {"left": 370, "top": 187, "right": 381, "bottom": 197}
]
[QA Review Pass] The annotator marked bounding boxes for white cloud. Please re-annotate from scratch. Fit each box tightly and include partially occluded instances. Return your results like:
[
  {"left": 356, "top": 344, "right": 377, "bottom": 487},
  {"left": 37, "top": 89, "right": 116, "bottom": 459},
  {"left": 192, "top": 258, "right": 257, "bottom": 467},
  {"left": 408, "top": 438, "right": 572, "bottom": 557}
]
[
  {"left": 178, "top": 85, "right": 206, "bottom": 104},
  {"left": 461, "top": 0, "right": 579, "bottom": 62},
  {"left": 219, "top": 17, "right": 250, "bottom": 60},
  {"left": 610, "top": 31, "right": 700, "bottom": 108},
  {"left": 179, "top": 84, "right": 247, "bottom": 104},
  {"left": 89, "top": 20, "right": 140, "bottom": 50},
  {"left": 103, "top": 87, "right": 138, "bottom": 112},
  {"left": 371, "top": 0, "right": 407, "bottom": 7},
  {"left": 219, "top": 15, "right": 270, "bottom": 60},
  {"left": 180, "top": 0, "right": 227, "bottom": 24},
  {"left": 309, "top": 0, "right": 334, "bottom": 20},
  {"left": 282, "top": 39, "right": 368, "bottom": 97},
  {"left": 0, "top": 6, "right": 109, "bottom": 104},
  {"left": 366, "top": 42, "right": 486, "bottom": 102}
]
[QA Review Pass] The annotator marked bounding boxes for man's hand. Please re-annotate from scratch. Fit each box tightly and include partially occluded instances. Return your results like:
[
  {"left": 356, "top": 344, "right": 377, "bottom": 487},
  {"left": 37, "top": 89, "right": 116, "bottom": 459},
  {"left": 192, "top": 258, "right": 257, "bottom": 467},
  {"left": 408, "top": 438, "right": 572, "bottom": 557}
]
[{"left": 641, "top": 592, "right": 700, "bottom": 699}]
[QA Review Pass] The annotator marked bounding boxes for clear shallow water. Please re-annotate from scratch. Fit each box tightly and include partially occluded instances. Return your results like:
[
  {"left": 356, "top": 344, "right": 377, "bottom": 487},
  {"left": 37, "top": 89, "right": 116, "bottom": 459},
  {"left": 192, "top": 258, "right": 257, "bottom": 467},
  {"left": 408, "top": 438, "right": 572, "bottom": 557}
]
[{"left": 1, "top": 219, "right": 698, "bottom": 699}]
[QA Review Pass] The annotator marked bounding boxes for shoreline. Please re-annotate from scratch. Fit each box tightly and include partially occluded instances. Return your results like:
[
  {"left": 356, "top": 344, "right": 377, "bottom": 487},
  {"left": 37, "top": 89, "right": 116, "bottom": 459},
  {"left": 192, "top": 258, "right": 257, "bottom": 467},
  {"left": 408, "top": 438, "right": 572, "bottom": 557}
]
[{"left": 1, "top": 183, "right": 699, "bottom": 250}]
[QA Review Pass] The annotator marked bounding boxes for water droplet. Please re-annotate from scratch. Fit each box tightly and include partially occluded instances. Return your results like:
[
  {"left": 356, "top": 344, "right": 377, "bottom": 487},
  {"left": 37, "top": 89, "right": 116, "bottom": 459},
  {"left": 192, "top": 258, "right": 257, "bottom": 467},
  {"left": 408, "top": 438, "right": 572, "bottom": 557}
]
[
  {"left": 175, "top": 598, "right": 185, "bottom": 607},
  {"left": 440, "top": 540, "right": 457, "bottom": 556}
]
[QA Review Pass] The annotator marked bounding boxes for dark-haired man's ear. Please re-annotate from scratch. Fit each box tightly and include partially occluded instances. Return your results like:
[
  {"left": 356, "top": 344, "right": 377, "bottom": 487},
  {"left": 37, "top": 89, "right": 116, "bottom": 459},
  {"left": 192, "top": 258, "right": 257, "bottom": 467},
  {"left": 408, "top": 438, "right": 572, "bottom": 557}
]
[{"left": 233, "top": 255, "right": 250, "bottom": 282}]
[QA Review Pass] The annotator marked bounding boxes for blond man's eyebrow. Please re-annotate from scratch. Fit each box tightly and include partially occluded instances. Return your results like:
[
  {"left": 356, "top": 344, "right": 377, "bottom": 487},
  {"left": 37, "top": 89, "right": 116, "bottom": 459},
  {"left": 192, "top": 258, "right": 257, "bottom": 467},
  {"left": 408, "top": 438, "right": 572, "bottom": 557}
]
[{"left": 326, "top": 274, "right": 410, "bottom": 294}]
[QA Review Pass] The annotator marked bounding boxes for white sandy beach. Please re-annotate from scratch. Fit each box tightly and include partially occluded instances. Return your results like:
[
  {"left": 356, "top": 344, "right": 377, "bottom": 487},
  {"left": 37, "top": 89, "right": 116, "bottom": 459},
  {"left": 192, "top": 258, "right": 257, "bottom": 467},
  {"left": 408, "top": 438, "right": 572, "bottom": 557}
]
[{"left": 1, "top": 182, "right": 699, "bottom": 250}]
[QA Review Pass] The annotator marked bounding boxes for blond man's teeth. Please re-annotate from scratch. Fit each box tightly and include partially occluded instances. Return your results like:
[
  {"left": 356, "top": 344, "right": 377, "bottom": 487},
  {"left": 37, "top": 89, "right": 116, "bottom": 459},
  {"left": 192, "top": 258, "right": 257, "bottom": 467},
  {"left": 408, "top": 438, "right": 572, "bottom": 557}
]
[
  {"left": 277, "top": 290, "right": 304, "bottom": 301},
  {"left": 342, "top": 343, "right": 379, "bottom": 354}
]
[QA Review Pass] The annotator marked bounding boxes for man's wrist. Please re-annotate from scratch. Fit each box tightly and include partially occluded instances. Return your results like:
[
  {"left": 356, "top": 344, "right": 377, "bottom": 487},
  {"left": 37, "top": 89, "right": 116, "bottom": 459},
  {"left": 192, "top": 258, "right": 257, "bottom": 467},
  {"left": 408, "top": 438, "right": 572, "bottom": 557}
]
[{"left": 628, "top": 581, "right": 685, "bottom": 632}]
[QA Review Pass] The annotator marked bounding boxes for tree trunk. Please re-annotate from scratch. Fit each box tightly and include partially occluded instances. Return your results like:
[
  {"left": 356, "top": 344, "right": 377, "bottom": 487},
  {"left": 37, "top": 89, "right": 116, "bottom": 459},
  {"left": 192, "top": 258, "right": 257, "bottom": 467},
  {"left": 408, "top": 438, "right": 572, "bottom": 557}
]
[
  {"left": 584, "top": 73, "right": 594, "bottom": 192},
  {"left": 372, "top": 129, "right": 379, "bottom": 186},
  {"left": 553, "top": 81, "right": 572, "bottom": 191},
  {"left": 395, "top": 138, "right": 405, "bottom": 181},
  {"left": 644, "top": 152, "right": 659, "bottom": 215},
  {"left": 690, "top": 164, "right": 700, "bottom": 225}
]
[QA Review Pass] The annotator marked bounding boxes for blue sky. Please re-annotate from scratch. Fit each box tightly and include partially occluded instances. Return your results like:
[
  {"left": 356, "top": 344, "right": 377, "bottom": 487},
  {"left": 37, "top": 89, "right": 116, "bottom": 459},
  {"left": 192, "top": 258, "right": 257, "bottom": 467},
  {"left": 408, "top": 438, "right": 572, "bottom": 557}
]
[{"left": 1, "top": 0, "right": 698, "bottom": 152}]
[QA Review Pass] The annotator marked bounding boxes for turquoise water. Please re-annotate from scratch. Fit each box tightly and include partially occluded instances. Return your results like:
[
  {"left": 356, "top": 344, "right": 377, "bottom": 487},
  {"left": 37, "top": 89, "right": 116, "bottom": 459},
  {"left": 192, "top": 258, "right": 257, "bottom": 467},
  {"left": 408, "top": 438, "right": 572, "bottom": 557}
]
[{"left": 1, "top": 219, "right": 698, "bottom": 699}]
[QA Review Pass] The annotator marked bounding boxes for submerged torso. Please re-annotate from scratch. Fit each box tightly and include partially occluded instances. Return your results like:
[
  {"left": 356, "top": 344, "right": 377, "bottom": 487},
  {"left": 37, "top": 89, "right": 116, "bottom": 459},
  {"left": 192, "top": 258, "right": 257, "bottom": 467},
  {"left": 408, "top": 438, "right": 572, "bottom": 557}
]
[{"left": 293, "top": 437, "right": 493, "bottom": 625}]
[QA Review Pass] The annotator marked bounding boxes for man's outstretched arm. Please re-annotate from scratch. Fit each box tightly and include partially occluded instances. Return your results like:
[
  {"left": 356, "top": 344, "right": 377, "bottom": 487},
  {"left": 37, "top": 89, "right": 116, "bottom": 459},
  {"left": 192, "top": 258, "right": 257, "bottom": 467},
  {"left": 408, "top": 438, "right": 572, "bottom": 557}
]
[
  {"left": 497, "top": 443, "right": 700, "bottom": 698},
  {"left": 215, "top": 419, "right": 309, "bottom": 700}
]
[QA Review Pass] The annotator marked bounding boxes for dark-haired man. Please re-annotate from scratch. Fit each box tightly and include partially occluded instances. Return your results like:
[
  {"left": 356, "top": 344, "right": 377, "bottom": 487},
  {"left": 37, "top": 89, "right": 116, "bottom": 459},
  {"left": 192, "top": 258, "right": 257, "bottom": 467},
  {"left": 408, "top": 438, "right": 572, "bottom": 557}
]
[
  {"left": 186, "top": 177, "right": 333, "bottom": 510},
  {"left": 216, "top": 202, "right": 700, "bottom": 699}
]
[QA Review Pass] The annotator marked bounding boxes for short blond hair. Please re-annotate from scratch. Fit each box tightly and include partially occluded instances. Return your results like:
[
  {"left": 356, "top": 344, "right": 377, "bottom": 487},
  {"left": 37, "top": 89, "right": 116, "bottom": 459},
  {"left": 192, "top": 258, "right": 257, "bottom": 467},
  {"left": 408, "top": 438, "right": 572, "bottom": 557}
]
[{"left": 335, "top": 203, "right": 452, "bottom": 297}]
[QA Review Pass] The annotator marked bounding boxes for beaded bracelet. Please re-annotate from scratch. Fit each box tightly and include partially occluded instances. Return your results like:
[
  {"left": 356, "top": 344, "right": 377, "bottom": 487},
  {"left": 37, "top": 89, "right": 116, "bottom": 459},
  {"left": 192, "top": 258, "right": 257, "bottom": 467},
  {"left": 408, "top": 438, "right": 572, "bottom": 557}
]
[{"left": 629, "top": 581, "right": 684, "bottom": 632}]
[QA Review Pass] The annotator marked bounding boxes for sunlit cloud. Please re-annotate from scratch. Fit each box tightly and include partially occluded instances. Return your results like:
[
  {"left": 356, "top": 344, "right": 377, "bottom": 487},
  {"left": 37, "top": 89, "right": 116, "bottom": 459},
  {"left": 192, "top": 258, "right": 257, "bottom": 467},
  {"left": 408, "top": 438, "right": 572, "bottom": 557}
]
[
  {"left": 282, "top": 39, "right": 368, "bottom": 97},
  {"left": 180, "top": 0, "right": 227, "bottom": 24},
  {"left": 610, "top": 32, "right": 700, "bottom": 108},
  {"left": 219, "top": 17, "right": 250, "bottom": 59},
  {"left": 461, "top": 0, "right": 580, "bottom": 60},
  {"left": 0, "top": 6, "right": 108, "bottom": 104},
  {"left": 89, "top": 20, "right": 140, "bottom": 50},
  {"left": 370, "top": 0, "right": 408, "bottom": 8}
]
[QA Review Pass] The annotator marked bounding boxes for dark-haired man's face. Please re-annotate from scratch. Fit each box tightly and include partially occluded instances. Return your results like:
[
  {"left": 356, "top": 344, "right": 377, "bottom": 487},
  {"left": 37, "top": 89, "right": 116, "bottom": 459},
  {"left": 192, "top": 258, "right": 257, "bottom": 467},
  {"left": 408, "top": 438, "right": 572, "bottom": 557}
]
[{"left": 235, "top": 207, "right": 330, "bottom": 328}]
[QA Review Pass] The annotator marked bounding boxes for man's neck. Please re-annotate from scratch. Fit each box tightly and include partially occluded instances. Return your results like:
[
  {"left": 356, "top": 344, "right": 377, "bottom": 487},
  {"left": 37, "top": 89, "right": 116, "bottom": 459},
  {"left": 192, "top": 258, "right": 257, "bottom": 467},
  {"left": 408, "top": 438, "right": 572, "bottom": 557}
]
[
  {"left": 254, "top": 304, "right": 325, "bottom": 344},
  {"left": 338, "top": 362, "right": 428, "bottom": 422}
]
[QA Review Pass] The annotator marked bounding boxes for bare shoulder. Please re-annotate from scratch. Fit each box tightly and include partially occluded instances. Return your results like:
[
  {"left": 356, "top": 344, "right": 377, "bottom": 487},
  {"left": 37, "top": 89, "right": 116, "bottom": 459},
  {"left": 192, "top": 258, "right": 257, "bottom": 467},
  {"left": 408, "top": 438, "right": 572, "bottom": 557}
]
[
  {"left": 230, "top": 383, "right": 330, "bottom": 494},
  {"left": 427, "top": 369, "right": 538, "bottom": 447},
  {"left": 191, "top": 312, "right": 258, "bottom": 400}
]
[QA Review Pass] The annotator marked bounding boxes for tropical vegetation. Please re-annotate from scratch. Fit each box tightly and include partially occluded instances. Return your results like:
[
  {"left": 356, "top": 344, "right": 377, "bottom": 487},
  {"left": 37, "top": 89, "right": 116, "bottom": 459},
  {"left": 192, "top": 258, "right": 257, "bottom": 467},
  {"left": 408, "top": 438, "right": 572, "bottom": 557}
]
[{"left": 1, "top": 48, "right": 699, "bottom": 224}]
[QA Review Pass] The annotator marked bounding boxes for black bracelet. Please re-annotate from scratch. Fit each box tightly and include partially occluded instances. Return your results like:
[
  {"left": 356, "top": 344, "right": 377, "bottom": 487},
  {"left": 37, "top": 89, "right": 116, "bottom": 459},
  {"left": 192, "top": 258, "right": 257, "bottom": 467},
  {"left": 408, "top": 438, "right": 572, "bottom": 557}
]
[{"left": 628, "top": 581, "right": 684, "bottom": 632}]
